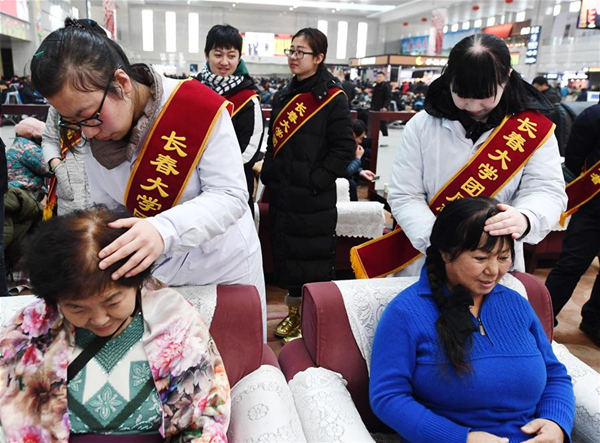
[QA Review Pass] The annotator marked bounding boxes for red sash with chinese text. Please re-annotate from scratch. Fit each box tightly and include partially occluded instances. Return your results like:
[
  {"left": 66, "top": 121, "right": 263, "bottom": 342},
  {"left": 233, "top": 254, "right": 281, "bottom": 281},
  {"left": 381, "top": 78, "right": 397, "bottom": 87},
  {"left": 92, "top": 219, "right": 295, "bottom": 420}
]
[
  {"left": 227, "top": 89, "right": 259, "bottom": 117},
  {"left": 43, "top": 129, "right": 82, "bottom": 221},
  {"left": 272, "top": 88, "right": 344, "bottom": 157},
  {"left": 350, "top": 110, "right": 555, "bottom": 279},
  {"left": 125, "top": 79, "right": 231, "bottom": 218},
  {"left": 560, "top": 158, "right": 600, "bottom": 226}
]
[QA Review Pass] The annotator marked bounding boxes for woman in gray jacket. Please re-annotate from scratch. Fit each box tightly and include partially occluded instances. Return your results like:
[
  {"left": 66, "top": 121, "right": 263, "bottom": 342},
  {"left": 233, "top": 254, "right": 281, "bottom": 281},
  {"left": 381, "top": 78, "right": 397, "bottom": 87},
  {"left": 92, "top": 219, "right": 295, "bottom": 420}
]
[{"left": 42, "top": 106, "right": 92, "bottom": 216}]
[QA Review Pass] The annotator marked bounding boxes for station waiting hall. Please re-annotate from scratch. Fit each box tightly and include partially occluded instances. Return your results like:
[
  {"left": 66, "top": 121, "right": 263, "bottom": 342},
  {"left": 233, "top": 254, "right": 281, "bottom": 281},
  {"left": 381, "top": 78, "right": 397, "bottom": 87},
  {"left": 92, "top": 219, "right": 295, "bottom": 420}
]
[{"left": 0, "top": 0, "right": 599, "bottom": 441}]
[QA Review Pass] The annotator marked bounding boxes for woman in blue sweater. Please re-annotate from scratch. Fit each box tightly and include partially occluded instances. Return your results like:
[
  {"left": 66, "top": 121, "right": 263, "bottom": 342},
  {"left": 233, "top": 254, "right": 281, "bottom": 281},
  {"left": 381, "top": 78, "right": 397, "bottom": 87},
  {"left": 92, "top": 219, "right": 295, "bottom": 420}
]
[{"left": 370, "top": 197, "right": 574, "bottom": 443}]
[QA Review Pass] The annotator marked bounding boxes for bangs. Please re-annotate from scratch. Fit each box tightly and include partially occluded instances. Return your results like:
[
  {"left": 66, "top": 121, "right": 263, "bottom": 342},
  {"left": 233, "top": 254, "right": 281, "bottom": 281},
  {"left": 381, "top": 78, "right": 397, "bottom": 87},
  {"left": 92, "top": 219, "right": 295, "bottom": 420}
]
[
  {"left": 446, "top": 205, "right": 514, "bottom": 260},
  {"left": 449, "top": 54, "right": 503, "bottom": 99},
  {"left": 446, "top": 33, "right": 511, "bottom": 100},
  {"left": 475, "top": 232, "right": 512, "bottom": 256}
]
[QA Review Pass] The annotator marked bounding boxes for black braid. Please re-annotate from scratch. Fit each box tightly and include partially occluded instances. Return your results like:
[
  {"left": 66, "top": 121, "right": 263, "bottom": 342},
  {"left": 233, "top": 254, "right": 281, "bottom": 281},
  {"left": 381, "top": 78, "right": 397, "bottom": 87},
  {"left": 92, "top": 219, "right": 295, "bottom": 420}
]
[{"left": 426, "top": 247, "right": 476, "bottom": 375}]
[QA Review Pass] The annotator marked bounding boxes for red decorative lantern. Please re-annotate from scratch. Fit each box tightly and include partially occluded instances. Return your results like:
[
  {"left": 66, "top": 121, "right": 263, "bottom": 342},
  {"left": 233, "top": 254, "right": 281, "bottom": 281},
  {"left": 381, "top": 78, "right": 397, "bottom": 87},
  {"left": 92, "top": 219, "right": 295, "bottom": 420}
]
[
  {"left": 505, "top": 0, "right": 513, "bottom": 3},
  {"left": 472, "top": 5, "right": 480, "bottom": 10},
  {"left": 403, "top": 22, "right": 409, "bottom": 26},
  {"left": 421, "top": 17, "right": 427, "bottom": 22}
]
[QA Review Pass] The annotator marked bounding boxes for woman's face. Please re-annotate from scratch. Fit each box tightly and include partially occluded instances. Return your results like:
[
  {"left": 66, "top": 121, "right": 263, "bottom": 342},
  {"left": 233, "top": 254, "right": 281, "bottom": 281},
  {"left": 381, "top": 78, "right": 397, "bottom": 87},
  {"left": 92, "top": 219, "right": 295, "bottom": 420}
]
[
  {"left": 58, "top": 286, "right": 137, "bottom": 337},
  {"left": 442, "top": 239, "right": 512, "bottom": 298},
  {"left": 206, "top": 47, "right": 240, "bottom": 77},
  {"left": 288, "top": 36, "right": 323, "bottom": 80},
  {"left": 47, "top": 69, "right": 134, "bottom": 141},
  {"left": 451, "top": 83, "right": 505, "bottom": 122}
]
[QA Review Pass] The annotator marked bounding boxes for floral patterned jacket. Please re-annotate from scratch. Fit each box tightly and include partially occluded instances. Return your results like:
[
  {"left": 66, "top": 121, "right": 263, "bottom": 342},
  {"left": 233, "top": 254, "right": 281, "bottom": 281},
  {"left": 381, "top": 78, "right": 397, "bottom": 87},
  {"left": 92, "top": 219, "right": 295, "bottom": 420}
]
[{"left": 0, "top": 286, "right": 230, "bottom": 442}]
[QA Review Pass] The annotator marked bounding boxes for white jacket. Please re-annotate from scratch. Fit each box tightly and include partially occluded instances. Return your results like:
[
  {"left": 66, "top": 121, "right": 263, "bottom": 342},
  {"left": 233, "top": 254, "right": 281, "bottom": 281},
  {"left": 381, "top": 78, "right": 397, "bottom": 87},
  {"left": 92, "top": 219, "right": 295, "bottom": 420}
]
[
  {"left": 83, "top": 75, "right": 265, "bottom": 326},
  {"left": 388, "top": 110, "right": 567, "bottom": 275}
]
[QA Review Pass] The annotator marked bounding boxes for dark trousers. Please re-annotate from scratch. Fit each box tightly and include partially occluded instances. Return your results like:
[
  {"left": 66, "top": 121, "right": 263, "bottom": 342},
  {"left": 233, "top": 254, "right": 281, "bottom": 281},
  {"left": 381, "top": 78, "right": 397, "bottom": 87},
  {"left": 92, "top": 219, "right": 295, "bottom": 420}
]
[
  {"left": 0, "top": 192, "right": 8, "bottom": 297},
  {"left": 348, "top": 178, "right": 358, "bottom": 201},
  {"left": 380, "top": 120, "right": 388, "bottom": 136},
  {"left": 545, "top": 194, "right": 600, "bottom": 324},
  {"left": 244, "top": 162, "right": 255, "bottom": 217}
]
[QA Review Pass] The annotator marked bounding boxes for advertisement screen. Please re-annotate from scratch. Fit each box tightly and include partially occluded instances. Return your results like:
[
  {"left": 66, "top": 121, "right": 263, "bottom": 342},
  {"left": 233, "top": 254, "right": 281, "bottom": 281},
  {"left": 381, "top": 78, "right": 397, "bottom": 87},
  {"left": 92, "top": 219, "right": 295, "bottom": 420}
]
[
  {"left": 0, "top": 0, "right": 29, "bottom": 22},
  {"left": 243, "top": 32, "right": 275, "bottom": 57},
  {"left": 400, "top": 35, "right": 429, "bottom": 55},
  {"left": 578, "top": 0, "right": 600, "bottom": 29}
]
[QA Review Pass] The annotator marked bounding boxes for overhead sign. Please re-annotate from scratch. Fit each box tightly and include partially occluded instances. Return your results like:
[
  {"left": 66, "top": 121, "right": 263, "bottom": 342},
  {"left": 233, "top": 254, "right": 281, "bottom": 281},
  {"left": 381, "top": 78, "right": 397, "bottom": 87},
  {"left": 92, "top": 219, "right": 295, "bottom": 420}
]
[
  {"left": 525, "top": 26, "right": 541, "bottom": 65},
  {"left": 415, "top": 56, "right": 447, "bottom": 66},
  {"left": 348, "top": 55, "right": 389, "bottom": 67}
]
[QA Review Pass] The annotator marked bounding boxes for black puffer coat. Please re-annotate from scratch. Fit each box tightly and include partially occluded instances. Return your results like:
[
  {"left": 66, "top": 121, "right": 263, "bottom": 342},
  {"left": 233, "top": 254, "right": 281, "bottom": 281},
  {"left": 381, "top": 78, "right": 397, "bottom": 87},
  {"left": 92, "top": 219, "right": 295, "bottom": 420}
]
[{"left": 261, "top": 70, "right": 354, "bottom": 291}]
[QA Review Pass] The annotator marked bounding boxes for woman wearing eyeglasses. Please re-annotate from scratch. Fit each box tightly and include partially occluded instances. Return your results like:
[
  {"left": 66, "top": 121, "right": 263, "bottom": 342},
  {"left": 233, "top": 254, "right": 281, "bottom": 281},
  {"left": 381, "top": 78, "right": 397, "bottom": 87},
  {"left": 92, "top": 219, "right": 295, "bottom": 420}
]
[
  {"left": 30, "top": 18, "right": 266, "bottom": 334},
  {"left": 260, "top": 28, "right": 354, "bottom": 342}
]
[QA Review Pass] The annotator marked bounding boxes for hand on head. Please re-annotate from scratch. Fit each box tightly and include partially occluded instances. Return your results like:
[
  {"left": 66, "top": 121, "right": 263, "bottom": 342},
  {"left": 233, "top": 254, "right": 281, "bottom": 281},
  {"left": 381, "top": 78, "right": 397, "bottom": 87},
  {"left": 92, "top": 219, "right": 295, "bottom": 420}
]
[
  {"left": 484, "top": 203, "right": 530, "bottom": 239},
  {"left": 98, "top": 218, "right": 165, "bottom": 280}
]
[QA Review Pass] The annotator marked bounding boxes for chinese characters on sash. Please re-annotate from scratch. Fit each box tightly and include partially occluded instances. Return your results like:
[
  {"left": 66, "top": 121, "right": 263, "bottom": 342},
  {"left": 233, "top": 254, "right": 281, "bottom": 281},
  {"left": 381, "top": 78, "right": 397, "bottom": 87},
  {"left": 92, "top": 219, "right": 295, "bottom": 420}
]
[
  {"left": 561, "top": 158, "right": 600, "bottom": 225},
  {"left": 350, "top": 110, "right": 555, "bottom": 279},
  {"left": 431, "top": 116, "right": 546, "bottom": 214},
  {"left": 133, "top": 131, "right": 188, "bottom": 217},
  {"left": 125, "top": 78, "right": 230, "bottom": 218},
  {"left": 272, "top": 89, "right": 344, "bottom": 156}
]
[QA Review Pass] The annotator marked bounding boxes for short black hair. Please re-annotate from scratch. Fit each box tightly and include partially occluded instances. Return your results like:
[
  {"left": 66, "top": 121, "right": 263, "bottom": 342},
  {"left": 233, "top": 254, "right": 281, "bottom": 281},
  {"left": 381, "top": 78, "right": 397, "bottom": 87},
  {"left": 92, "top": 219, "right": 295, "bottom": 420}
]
[
  {"left": 351, "top": 119, "right": 367, "bottom": 137},
  {"left": 25, "top": 206, "right": 153, "bottom": 304},
  {"left": 377, "top": 71, "right": 386, "bottom": 76},
  {"left": 532, "top": 76, "right": 548, "bottom": 86},
  {"left": 344, "top": 73, "right": 351, "bottom": 81},
  {"left": 205, "top": 24, "right": 242, "bottom": 55}
]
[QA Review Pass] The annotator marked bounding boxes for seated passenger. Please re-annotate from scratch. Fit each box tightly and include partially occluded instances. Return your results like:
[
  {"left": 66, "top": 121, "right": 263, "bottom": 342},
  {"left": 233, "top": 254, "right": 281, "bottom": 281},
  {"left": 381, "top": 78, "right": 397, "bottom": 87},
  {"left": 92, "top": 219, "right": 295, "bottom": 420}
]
[
  {"left": 0, "top": 207, "right": 229, "bottom": 441},
  {"left": 344, "top": 119, "right": 375, "bottom": 201},
  {"left": 370, "top": 197, "right": 574, "bottom": 443}
]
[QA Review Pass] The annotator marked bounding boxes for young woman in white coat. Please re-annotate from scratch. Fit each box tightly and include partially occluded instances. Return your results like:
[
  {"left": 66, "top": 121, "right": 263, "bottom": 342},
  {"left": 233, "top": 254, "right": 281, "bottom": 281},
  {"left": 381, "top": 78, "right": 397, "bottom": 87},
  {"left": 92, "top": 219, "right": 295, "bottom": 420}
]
[
  {"left": 30, "top": 18, "right": 266, "bottom": 333},
  {"left": 388, "top": 33, "right": 566, "bottom": 276}
]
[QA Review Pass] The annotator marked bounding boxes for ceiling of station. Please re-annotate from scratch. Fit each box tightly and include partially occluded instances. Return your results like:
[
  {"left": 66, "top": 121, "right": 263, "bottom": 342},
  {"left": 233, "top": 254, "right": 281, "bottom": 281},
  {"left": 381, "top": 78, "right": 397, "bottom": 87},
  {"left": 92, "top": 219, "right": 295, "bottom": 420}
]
[{"left": 136, "top": 0, "right": 536, "bottom": 20}]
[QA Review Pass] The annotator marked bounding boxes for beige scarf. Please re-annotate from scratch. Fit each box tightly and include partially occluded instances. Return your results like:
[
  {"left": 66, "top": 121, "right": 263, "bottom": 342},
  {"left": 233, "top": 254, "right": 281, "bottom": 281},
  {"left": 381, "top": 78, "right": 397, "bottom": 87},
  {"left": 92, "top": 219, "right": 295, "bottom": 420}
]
[{"left": 89, "top": 64, "right": 164, "bottom": 170}]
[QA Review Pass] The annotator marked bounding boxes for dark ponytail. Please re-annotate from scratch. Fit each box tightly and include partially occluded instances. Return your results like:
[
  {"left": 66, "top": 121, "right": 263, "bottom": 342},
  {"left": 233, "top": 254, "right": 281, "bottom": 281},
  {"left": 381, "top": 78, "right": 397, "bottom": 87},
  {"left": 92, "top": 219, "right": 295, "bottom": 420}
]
[
  {"left": 426, "top": 248, "right": 475, "bottom": 375},
  {"left": 427, "top": 197, "right": 515, "bottom": 374}
]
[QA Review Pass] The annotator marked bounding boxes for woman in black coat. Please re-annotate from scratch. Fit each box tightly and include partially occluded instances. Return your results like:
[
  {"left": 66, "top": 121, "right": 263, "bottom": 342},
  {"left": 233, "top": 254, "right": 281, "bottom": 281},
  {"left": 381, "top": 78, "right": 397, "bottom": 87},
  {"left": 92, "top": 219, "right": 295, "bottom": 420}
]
[{"left": 261, "top": 28, "right": 354, "bottom": 342}]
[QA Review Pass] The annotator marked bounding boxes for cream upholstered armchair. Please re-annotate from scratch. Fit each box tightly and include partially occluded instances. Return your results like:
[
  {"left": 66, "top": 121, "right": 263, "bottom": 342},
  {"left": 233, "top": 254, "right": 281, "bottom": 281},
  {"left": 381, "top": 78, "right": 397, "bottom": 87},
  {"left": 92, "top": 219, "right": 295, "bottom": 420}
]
[
  {"left": 0, "top": 285, "right": 307, "bottom": 442},
  {"left": 279, "top": 273, "right": 600, "bottom": 443}
]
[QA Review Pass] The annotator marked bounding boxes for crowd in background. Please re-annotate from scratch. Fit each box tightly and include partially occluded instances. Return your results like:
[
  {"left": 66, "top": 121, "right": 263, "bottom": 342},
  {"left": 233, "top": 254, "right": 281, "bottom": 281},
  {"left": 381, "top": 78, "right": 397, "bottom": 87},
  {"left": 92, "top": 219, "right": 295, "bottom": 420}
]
[
  {"left": 1, "top": 75, "right": 46, "bottom": 105},
  {"left": 4, "top": 71, "right": 596, "bottom": 112}
]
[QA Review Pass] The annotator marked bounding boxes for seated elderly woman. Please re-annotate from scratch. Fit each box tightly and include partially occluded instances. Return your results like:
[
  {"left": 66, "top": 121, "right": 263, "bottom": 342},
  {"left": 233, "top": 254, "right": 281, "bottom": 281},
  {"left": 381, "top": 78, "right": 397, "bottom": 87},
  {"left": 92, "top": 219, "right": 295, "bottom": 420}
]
[
  {"left": 0, "top": 207, "right": 229, "bottom": 442},
  {"left": 370, "top": 197, "right": 575, "bottom": 443}
]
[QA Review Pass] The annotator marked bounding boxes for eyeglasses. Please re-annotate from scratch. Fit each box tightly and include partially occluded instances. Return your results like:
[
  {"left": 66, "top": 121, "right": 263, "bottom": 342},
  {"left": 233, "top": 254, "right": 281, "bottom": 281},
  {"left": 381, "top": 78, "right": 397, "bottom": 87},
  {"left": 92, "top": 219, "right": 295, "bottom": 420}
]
[
  {"left": 284, "top": 49, "right": 315, "bottom": 59},
  {"left": 58, "top": 66, "right": 121, "bottom": 131}
]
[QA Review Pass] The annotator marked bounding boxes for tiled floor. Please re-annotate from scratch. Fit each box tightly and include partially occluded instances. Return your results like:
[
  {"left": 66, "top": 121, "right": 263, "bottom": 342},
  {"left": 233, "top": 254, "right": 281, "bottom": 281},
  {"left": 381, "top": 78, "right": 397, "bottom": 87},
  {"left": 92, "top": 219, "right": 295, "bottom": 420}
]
[{"left": 540, "top": 260, "right": 600, "bottom": 372}]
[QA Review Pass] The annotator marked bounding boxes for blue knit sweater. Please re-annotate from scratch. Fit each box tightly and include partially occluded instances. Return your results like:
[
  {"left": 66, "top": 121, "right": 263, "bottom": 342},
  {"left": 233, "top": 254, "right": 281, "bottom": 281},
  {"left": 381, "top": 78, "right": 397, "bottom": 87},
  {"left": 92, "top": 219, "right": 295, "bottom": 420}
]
[{"left": 370, "top": 268, "right": 575, "bottom": 443}]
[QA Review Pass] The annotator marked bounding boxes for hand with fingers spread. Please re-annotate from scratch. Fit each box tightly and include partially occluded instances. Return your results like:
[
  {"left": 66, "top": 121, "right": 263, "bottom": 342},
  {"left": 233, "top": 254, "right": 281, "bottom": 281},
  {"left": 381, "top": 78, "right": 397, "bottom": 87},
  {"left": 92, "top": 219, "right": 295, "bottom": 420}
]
[
  {"left": 98, "top": 217, "right": 164, "bottom": 280},
  {"left": 484, "top": 203, "right": 530, "bottom": 239},
  {"left": 467, "top": 431, "right": 509, "bottom": 443},
  {"left": 521, "top": 419, "right": 565, "bottom": 443}
]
